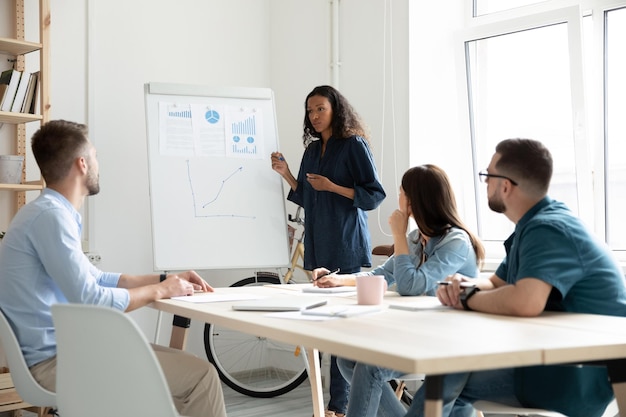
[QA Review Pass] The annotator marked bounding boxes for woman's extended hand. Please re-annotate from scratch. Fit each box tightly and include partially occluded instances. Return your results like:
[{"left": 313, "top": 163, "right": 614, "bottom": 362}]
[
  {"left": 271, "top": 152, "right": 289, "bottom": 177},
  {"left": 311, "top": 267, "right": 343, "bottom": 287}
]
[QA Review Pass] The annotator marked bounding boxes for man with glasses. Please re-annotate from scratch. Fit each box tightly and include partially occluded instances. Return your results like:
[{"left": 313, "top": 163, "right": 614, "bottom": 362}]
[{"left": 407, "top": 138, "right": 626, "bottom": 417}]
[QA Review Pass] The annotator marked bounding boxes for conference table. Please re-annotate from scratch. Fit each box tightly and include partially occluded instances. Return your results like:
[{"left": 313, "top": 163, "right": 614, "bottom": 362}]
[{"left": 150, "top": 284, "right": 626, "bottom": 417}]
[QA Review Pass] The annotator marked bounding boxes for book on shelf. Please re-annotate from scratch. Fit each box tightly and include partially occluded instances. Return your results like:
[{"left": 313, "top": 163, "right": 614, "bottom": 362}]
[
  {"left": 29, "top": 71, "right": 41, "bottom": 114},
  {"left": 0, "top": 84, "right": 9, "bottom": 110},
  {"left": 21, "top": 71, "right": 39, "bottom": 114},
  {"left": 10, "top": 71, "right": 31, "bottom": 113},
  {"left": 0, "top": 69, "right": 22, "bottom": 112}
]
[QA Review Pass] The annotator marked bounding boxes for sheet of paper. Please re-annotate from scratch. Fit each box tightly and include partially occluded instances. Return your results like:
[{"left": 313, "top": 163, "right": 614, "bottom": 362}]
[
  {"left": 302, "top": 304, "right": 383, "bottom": 318},
  {"left": 265, "top": 311, "right": 339, "bottom": 321},
  {"left": 302, "top": 286, "right": 357, "bottom": 294},
  {"left": 388, "top": 299, "right": 449, "bottom": 311},
  {"left": 171, "top": 293, "right": 261, "bottom": 303}
]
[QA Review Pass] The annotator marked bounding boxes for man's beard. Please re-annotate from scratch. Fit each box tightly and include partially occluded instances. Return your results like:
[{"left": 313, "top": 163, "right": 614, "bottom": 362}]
[
  {"left": 86, "top": 171, "right": 100, "bottom": 196},
  {"left": 488, "top": 193, "right": 505, "bottom": 213}
]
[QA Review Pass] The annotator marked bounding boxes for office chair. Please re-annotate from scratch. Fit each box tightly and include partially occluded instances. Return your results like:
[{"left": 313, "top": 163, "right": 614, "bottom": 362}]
[
  {"left": 0, "top": 307, "right": 56, "bottom": 416},
  {"left": 52, "top": 303, "right": 183, "bottom": 417}
]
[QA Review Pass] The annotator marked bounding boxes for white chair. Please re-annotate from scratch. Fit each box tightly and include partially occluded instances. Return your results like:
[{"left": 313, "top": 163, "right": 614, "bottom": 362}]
[
  {"left": 474, "top": 400, "right": 567, "bottom": 416},
  {"left": 0, "top": 307, "right": 56, "bottom": 416},
  {"left": 395, "top": 374, "right": 619, "bottom": 417},
  {"left": 475, "top": 398, "right": 619, "bottom": 417},
  {"left": 51, "top": 303, "right": 182, "bottom": 417}
]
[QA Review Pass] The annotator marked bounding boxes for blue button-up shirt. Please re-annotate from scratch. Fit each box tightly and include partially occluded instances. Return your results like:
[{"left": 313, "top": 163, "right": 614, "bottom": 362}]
[{"left": 0, "top": 189, "right": 129, "bottom": 367}]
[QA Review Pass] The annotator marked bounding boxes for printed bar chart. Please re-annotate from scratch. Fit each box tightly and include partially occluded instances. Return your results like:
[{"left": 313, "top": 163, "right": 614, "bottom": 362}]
[
  {"left": 169, "top": 109, "right": 192, "bottom": 118},
  {"left": 231, "top": 115, "right": 256, "bottom": 135},
  {"left": 230, "top": 114, "right": 258, "bottom": 155}
]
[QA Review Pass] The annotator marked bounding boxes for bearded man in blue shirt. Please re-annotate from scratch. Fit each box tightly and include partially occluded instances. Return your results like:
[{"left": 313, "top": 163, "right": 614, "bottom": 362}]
[{"left": 0, "top": 120, "right": 226, "bottom": 417}]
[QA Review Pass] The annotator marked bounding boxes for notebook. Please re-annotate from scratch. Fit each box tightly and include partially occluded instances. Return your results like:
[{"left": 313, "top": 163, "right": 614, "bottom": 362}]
[
  {"left": 302, "top": 286, "right": 357, "bottom": 294},
  {"left": 231, "top": 297, "right": 327, "bottom": 312}
]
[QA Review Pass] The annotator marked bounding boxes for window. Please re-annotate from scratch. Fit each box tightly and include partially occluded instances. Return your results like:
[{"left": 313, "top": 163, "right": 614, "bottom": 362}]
[
  {"left": 460, "top": 6, "right": 588, "bottom": 257},
  {"left": 605, "top": 6, "right": 626, "bottom": 250},
  {"left": 409, "top": 0, "right": 626, "bottom": 266}
]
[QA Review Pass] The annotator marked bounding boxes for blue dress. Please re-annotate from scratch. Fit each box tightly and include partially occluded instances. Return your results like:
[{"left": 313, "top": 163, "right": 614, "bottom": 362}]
[{"left": 288, "top": 135, "right": 386, "bottom": 272}]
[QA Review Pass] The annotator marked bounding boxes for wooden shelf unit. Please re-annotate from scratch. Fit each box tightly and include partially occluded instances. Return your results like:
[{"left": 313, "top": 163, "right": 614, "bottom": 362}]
[
  {"left": 0, "top": 1, "right": 51, "bottom": 416},
  {"left": 0, "top": 0, "right": 50, "bottom": 207}
]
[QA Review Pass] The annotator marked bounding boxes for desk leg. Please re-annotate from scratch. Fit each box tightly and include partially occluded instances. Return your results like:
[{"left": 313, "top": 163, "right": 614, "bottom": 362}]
[
  {"left": 612, "top": 383, "right": 626, "bottom": 416},
  {"left": 605, "top": 358, "right": 626, "bottom": 416},
  {"left": 424, "top": 375, "right": 443, "bottom": 417},
  {"left": 169, "top": 315, "right": 191, "bottom": 350},
  {"left": 304, "top": 347, "right": 324, "bottom": 417}
]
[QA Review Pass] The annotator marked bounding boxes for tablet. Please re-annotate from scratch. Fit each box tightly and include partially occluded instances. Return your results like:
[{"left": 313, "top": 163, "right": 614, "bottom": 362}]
[{"left": 232, "top": 297, "right": 327, "bottom": 312}]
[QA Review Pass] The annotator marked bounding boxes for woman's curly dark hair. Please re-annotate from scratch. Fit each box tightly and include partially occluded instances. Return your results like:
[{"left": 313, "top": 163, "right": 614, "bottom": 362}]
[{"left": 302, "top": 85, "right": 370, "bottom": 147}]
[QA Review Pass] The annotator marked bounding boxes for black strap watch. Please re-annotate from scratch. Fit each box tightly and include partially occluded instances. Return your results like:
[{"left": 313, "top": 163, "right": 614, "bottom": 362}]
[{"left": 460, "top": 286, "right": 480, "bottom": 311}]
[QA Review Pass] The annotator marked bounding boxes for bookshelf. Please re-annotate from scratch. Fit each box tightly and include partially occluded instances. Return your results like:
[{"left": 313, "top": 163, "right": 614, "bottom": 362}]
[
  {"left": 0, "top": 0, "right": 49, "bottom": 208},
  {"left": 0, "top": 1, "right": 50, "bottom": 415}
]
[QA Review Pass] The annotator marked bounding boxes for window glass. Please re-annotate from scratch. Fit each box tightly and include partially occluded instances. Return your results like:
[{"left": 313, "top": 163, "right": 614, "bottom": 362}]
[
  {"left": 467, "top": 23, "right": 577, "bottom": 242},
  {"left": 474, "top": 0, "right": 548, "bottom": 16},
  {"left": 605, "top": 7, "right": 626, "bottom": 250}
]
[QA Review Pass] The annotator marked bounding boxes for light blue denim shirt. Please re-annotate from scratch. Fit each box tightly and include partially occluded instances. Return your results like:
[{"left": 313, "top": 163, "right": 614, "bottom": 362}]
[
  {"left": 0, "top": 188, "right": 129, "bottom": 367},
  {"left": 363, "top": 227, "right": 479, "bottom": 296}
]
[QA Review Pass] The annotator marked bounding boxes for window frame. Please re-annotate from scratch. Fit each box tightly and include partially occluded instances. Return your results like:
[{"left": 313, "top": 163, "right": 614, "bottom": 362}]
[
  {"left": 593, "top": 1, "right": 626, "bottom": 256},
  {"left": 455, "top": 5, "right": 591, "bottom": 265}
]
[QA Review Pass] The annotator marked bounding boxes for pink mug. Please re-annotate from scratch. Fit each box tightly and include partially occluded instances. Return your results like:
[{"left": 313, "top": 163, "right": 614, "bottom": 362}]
[{"left": 356, "top": 275, "right": 387, "bottom": 305}]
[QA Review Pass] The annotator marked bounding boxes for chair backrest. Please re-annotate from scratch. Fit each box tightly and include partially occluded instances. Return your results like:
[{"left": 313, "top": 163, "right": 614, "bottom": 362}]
[
  {"left": 473, "top": 399, "right": 619, "bottom": 417},
  {"left": 0, "top": 307, "right": 56, "bottom": 407},
  {"left": 51, "top": 304, "right": 180, "bottom": 417}
]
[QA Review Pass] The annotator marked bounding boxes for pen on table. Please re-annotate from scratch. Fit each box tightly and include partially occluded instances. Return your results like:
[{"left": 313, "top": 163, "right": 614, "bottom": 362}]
[
  {"left": 313, "top": 268, "right": 340, "bottom": 281},
  {"left": 436, "top": 281, "right": 476, "bottom": 288}
]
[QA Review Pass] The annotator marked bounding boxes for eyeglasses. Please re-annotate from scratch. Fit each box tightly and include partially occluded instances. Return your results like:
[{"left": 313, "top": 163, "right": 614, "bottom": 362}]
[{"left": 478, "top": 171, "right": 518, "bottom": 186}]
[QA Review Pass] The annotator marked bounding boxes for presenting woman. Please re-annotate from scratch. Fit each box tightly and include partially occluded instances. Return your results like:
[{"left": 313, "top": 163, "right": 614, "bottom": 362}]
[{"left": 271, "top": 85, "right": 386, "bottom": 417}]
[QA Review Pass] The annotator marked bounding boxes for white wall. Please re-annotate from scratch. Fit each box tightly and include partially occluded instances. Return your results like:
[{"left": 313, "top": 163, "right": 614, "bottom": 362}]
[
  {"left": 1, "top": 0, "right": 410, "bottom": 358},
  {"left": 407, "top": 1, "right": 473, "bottom": 225}
]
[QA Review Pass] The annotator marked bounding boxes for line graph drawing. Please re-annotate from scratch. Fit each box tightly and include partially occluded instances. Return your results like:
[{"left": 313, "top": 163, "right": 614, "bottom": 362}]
[
  {"left": 186, "top": 160, "right": 255, "bottom": 219},
  {"left": 202, "top": 166, "right": 242, "bottom": 208}
]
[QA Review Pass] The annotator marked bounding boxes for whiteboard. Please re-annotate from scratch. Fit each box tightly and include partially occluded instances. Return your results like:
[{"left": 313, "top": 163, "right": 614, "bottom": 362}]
[{"left": 144, "top": 82, "right": 290, "bottom": 271}]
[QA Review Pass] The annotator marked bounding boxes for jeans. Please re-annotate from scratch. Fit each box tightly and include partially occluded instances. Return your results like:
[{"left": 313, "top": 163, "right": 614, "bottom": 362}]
[
  {"left": 337, "top": 358, "right": 407, "bottom": 417},
  {"left": 338, "top": 357, "right": 520, "bottom": 417},
  {"left": 327, "top": 265, "right": 360, "bottom": 415},
  {"left": 408, "top": 368, "right": 520, "bottom": 417},
  {"left": 328, "top": 355, "right": 350, "bottom": 414}
]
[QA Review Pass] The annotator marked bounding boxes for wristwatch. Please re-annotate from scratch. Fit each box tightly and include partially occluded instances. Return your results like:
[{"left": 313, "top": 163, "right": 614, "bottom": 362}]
[{"left": 460, "top": 286, "right": 480, "bottom": 311}]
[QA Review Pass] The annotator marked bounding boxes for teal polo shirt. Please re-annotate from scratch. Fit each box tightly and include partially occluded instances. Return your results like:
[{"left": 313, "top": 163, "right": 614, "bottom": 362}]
[
  {"left": 496, "top": 196, "right": 626, "bottom": 417},
  {"left": 496, "top": 196, "right": 626, "bottom": 316}
]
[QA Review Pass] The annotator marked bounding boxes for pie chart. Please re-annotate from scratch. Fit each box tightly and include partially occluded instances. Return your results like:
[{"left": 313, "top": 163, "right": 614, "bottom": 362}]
[{"left": 205, "top": 110, "right": 220, "bottom": 124}]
